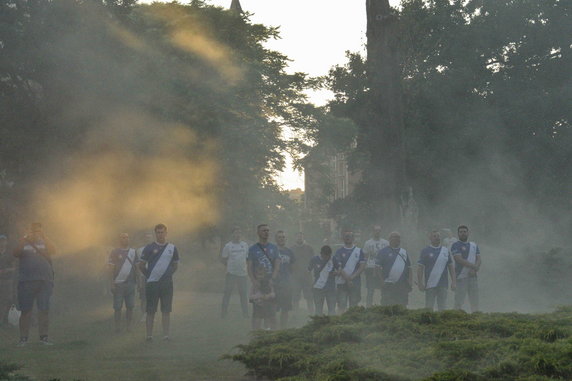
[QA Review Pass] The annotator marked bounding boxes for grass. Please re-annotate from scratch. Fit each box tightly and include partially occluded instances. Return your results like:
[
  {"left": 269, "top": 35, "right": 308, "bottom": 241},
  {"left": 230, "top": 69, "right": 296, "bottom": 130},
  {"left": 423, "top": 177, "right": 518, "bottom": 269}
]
[{"left": 0, "top": 288, "right": 272, "bottom": 381}]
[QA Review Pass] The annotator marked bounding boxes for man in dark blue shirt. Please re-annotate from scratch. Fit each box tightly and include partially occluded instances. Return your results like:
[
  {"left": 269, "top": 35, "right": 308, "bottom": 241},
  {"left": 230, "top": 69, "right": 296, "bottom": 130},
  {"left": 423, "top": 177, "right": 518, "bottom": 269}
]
[
  {"left": 451, "top": 225, "right": 481, "bottom": 312},
  {"left": 376, "top": 232, "right": 412, "bottom": 307},
  {"left": 308, "top": 245, "right": 339, "bottom": 315},
  {"left": 417, "top": 230, "right": 456, "bottom": 311},
  {"left": 334, "top": 229, "right": 366, "bottom": 313},
  {"left": 138, "top": 224, "right": 179, "bottom": 342}
]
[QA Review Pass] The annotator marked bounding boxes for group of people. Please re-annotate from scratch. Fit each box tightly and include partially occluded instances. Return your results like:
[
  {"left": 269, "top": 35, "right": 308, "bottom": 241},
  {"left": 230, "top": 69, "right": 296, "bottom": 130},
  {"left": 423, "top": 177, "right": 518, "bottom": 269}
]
[
  {"left": 220, "top": 224, "right": 481, "bottom": 330},
  {"left": 0, "top": 220, "right": 481, "bottom": 345}
]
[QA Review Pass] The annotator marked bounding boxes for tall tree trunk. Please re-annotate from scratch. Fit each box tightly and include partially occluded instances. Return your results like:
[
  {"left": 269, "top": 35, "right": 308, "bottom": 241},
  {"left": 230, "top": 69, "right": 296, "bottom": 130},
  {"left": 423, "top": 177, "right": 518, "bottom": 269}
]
[{"left": 365, "top": 0, "right": 406, "bottom": 229}]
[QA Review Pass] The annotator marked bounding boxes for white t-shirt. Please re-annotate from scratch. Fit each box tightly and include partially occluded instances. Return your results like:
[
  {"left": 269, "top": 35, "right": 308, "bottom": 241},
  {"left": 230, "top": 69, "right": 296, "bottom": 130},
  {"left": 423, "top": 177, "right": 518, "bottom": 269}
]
[
  {"left": 221, "top": 241, "right": 249, "bottom": 276},
  {"left": 363, "top": 238, "right": 389, "bottom": 268}
]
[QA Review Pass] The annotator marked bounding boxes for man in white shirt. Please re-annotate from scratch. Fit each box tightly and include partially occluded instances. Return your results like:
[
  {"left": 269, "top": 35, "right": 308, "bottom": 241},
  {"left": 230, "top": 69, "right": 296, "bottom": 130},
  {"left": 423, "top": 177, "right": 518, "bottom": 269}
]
[
  {"left": 221, "top": 227, "right": 249, "bottom": 318},
  {"left": 363, "top": 225, "right": 389, "bottom": 307}
]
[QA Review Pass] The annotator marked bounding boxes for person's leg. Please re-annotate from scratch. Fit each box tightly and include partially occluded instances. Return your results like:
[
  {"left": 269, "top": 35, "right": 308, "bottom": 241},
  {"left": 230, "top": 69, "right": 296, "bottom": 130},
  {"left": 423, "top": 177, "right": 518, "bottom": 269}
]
[
  {"left": 291, "top": 280, "right": 302, "bottom": 310},
  {"left": 161, "top": 312, "right": 170, "bottom": 338},
  {"left": 365, "top": 270, "right": 375, "bottom": 307},
  {"left": 425, "top": 288, "right": 436, "bottom": 310},
  {"left": 159, "top": 281, "right": 174, "bottom": 338},
  {"left": 336, "top": 285, "right": 349, "bottom": 313},
  {"left": 303, "top": 283, "right": 315, "bottom": 314},
  {"left": 436, "top": 287, "right": 448, "bottom": 311},
  {"left": 325, "top": 290, "right": 337, "bottom": 316},
  {"left": 112, "top": 285, "right": 123, "bottom": 332},
  {"left": 349, "top": 280, "right": 362, "bottom": 307},
  {"left": 221, "top": 273, "right": 234, "bottom": 318},
  {"left": 468, "top": 277, "right": 479, "bottom": 312},
  {"left": 145, "top": 283, "right": 159, "bottom": 340},
  {"left": 454, "top": 278, "right": 468, "bottom": 310},
  {"left": 237, "top": 276, "right": 249, "bottom": 318},
  {"left": 124, "top": 284, "right": 136, "bottom": 331},
  {"left": 36, "top": 281, "right": 53, "bottom": 343},
  {"left": 17, "top": 281, "right": 35, "bottom": 343},
  {"left": 380, "top": 283, "right": 392, "bottom": 306},
  {"left": 313, "top": 289, "right": 325, "bottom": 315}
]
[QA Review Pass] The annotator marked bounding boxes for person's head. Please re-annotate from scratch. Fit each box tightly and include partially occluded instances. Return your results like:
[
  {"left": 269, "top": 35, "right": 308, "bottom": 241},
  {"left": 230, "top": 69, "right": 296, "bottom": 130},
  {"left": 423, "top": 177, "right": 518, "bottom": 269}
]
[
  {"left": 29, "top": 222, "right": 43, "bottom": 241},
  {"left": 154, "top": 224, "right": 168, "bottom": 243},
  {"left": 341, "top": 229, "right": 354, "bottom": 246},
  {"left": 372, "top": 225, "right": 382, "bottom": 239},
  {"left": 0, "top": 235, "right": 7, "bottom": 251},
  {"left": 295, "top": 232, "right": 305, "bottom": 245},
  {"left": 257, "top": 224, "right": 269, "bottom": 242},
  {"left": 144, "top": 232, "right": 154, "bottom": 244},
  {"left": 429, "top": 230, "right": 441, "bottom": 247},
  {"left": 119, "top": 232, "right": 129, "bottom": 248},
  {"left": 388, "top": 231, "right": 401, "bottom": 248},
  {"left": 231, "top": 226, "right": 241, "bottom": 242},
  {"left": 457, "top": 225, "right": 469, "bottom": 242},
  {"left": 275, "top": 230, "right": 286, "bottom": 247},
  {"left": 320, "top": 245, "right": 332, "bottom": 260}
]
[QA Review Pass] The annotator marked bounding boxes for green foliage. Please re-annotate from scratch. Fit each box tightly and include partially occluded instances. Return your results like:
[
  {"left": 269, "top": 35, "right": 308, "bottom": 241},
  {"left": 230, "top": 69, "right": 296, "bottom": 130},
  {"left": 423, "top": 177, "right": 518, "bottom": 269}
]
[
  {"left": 229, "top": 306, "right": 572, "bottom": 380},
  {"left": 0, "top": 362, "right": 30, "bottom": 381}
]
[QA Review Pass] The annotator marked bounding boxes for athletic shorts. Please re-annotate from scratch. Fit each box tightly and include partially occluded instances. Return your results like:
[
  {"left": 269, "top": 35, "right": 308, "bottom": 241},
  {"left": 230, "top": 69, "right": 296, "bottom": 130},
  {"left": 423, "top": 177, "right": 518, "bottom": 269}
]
[
  {"left": 18, "top": 280, "right": 53, "bottom": 312},
  {"left": 275, "top": 284, "right": 292, "bottom": 312},
  {"left": 112, "top": 282, "right": 136, "bottom": 310},
  {"left": 146, "top": 280, "right": 173, "bottom": 314}
]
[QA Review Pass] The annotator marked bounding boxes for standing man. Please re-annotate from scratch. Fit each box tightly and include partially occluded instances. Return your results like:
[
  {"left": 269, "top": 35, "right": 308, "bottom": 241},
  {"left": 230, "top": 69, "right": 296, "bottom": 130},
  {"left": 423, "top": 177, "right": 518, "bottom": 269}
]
[
  {"left": 334, "top": 229, "right": 366, "bottom": 313},
  {"left": 247, "top": 224, "right": 280, "bottom": 330},
  {"left": 138, "top": 224, "right": 179, "bottom": 342},
  {"left": 220, "top": 227, "right": 249, "bottom": 319},
  {"left": 417, "top": 230, "right": 456, "bottom": 311},
  {"left": 363, "top": 225, "right": 389, "bottom": 307},
  {"left": 13, "top": 223, "right": 56, "bottom": 346},
  {"left": 0, "top": 235, "right": 15, "bottom": 325},
  {"left": 452, "top": 225, "right": 481, "bottom": 312},
  {"left": 107, "top": 232, "right": 138, "bottom": 333},
  {"left": 308, "top": 245, "right": 338, "bottom": 316},
  {"left": 290, "top": 232, "right": 314, "bottom": 314},
  {"left": 275, "top": 230, "right": 295, "bottom": 329},
  {"left": 376, "top": 232, "right": 412, "bottom": 307}
]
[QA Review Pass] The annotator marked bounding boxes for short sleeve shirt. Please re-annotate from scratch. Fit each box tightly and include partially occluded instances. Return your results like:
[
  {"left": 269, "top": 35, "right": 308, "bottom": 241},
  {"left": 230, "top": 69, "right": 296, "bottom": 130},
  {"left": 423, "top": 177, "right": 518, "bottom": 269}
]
[
  {"left": 451, "top": 241, "right": 480, "bottom": 277},
  {"left": 334, "top": 246, "right": 366, "bottom": 281},
  {"left": 417, "top": 246, "right": 452, "bottom": 289},
  {"left": 308, "top": 255, "right": 339, "bottom": 291},
  {"left": 277, "top": 246, "right": 295, "bottom": 284},
  {"left": 363, "top": 238, "right": 389, "bottom": 268},
  {"left": 221, "top": 241, "right": 249, "bottom": 276},
  {"left": 376, "top": 246, "right": 411, "bottom": 285},
  {"left": 107, "top": 248, "right": 137, "bottom": 285},
  {"left": 17, "top": 240, "right": 54, "bottom": 282},
  {"left": 140, "top": 242, "right": 180, "bottom": 282},
  {"left": 247, "top": 242, "right": 279, "bottom": 276}
]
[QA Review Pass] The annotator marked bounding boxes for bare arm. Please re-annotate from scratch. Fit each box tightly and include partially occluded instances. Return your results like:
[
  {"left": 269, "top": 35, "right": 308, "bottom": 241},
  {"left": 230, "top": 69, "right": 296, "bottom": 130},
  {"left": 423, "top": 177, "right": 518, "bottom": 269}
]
[
  {"left": 350, "top": 262, "right": 366, "bottom": 280},
  {"left": 271, "top": 258, "right": 280, "bottom": 281},
  {"left": 247, "top": 259, "right": 256, "bottom": 285},
  {"left": 448, "top": 263, "right": 456, "bottom": 290}
]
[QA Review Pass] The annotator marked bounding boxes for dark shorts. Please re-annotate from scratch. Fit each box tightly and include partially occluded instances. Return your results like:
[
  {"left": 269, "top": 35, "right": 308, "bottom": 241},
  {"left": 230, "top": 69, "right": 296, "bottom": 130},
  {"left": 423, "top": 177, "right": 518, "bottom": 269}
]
[
  {"left": 252, "top": 300, "right": 276, "bottom": 319},
  {"left": 275, "top": 283, "right": 292, "bottom": 312},
  {"left": 18, "top": 280, "right": 53, "bottom": 312},
  {"left": 112, "top": 282, "right": 136, "bottom": 310},
  {"left": 365, "top": 268, "right": 382, "bottom": 289},
  {"left": 146, "top": 280, "right": 173, "bottom": 314}
]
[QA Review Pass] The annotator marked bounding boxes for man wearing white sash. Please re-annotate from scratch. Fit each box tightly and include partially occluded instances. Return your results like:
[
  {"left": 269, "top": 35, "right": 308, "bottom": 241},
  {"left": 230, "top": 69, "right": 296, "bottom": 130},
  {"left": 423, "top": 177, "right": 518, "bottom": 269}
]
[
  {"left": 363, "top": 225, "right": 389, "bottom": 307},
  {"left": 107, "top": 232, "right": 138, "bottom": 333},
  {"left": 452, "top": 225, "right": 481, "bottom": 312},
  {"left": 376, "top": 232, "right": 412, "bottom": 307},
  {"left": 334, "top": 229, "right": 366, "bottom": 313},
  {"left": 308, "top": 245, "right": 339, "bottom": 315},
  {"left": 138, "top": 224, "right": 179, "bottom": 342},
  {"left": 417, "top": 231, "right": 456, "bottom": 311}
]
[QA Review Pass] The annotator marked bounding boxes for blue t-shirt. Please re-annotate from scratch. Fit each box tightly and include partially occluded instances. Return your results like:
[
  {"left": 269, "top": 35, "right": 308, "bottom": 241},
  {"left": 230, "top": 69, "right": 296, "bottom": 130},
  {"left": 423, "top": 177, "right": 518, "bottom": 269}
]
[
  {"left": 248, "top": 242, "right": 279, "bottom": 276},
  {"left": 418, "top": 246, "right": 452, "bottom": 289},
  {"left": 140, "top": 242, "right": 179, "bottom": 282},
  {"left": 277, "top": 246, "right": 295, "bottom": 284},
  {"left": 107, "top": 248, "right": 137, "bottom": 285},
  {"left": 451, "top": 241, "right": 480, "bottom": 277},
  {"left": 334, "top": 246, "right": 366, "bottom": 281},
  {"left": 308, "top": 255, "right": 339, "bottom": 291},
  {"left": 376, "top": 246, "right": 411, "bottom": 285},
  {"left": 18, "top": 240, "right": 54, "bottom": 282}
]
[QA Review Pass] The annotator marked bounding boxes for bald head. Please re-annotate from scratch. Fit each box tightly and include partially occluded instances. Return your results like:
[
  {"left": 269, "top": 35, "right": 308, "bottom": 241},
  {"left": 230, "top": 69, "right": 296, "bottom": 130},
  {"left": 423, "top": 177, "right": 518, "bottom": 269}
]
[{"left": 388, "top": 231, "right": 401, "bottom": 248}]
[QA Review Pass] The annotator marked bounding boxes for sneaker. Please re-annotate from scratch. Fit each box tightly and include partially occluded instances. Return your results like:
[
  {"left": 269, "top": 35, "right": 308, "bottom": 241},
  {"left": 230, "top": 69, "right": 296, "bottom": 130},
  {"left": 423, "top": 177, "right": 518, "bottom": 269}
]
[
  {"left": 17, "top": 338, "right": 27, "bottom": 347},
  {"left": 40, "top": 337, "right": 54, "bottom": 346}
]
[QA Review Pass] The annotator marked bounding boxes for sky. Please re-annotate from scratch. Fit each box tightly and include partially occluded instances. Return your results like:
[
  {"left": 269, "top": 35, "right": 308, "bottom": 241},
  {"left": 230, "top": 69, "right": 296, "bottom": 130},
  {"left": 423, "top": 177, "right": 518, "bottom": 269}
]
[{"left": 208, "top": 0, "right": 401, "bottom": 190}]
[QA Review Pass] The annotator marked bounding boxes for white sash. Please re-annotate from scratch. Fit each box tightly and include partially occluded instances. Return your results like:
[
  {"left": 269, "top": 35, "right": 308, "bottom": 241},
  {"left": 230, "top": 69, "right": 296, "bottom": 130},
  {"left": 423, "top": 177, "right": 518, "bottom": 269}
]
[
  {"left": 147, "top": 243, "right": 175, "bottom": 282},
  {"left": 114, "top": 248, "right": 136, "bottom": 284},
  {"left": 336, "top": 247, "right": 361, "bottom": 285},
  {"left": 385, "top": 248, "right": 407, "bottom": 283},
  {"left": 426, "top": 247, "right": 449, "bottom": 289},
  {"left": 457, "top": 242, "right": 477, "bottom": 279},
  {"left": 313, "top": 259, "right": 333, "bottom": 289}
]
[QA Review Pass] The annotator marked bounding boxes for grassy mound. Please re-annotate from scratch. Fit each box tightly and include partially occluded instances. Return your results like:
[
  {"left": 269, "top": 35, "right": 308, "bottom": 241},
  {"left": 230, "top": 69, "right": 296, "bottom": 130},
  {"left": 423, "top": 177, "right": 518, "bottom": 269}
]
[{"left": 227, "top": 305, "right": 572, "bottom": 380}]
